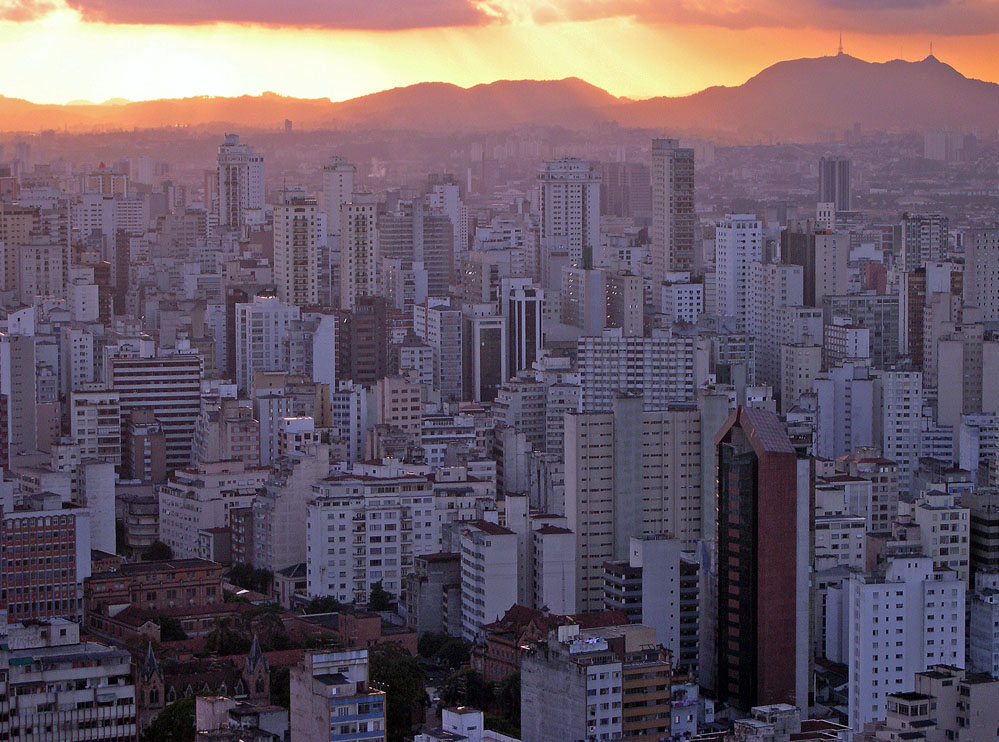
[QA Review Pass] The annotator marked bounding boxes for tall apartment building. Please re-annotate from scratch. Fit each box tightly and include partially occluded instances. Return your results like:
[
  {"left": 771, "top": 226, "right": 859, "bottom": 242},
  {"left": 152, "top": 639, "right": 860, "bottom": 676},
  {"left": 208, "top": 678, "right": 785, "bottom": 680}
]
[
  {"left": 0, "top": 332, "right": 36, "bottom": 467},
  {"left": 782, "top": 222, "right": 850, "bottom": 307},
  {"left": 291, "top": 650, "right": 386, "bottom": 742},
  {"left": 234, "top": 294, "right": 300, "bottom": 393},
  {"left": 878, "top": 369, "right": 923, "bottom": 489},
  {"left": 274, "top": 194, "right": 321, "bottom": 307},
  {"left": 827, "top": 555, "right": 966, "bottom": 731},
  {"left": 936, "top": 323, "right": 999, "bottom": 428},
  {"left": 576, "top": 329, "right": 696, "bottom": 412},
  {"left": 603, "top": 536, "right": 700, "bottom": 673},
  {"left": 413, "top": 298, "right": 462, "bottom": 401},
  {"left": 565, "top": 396, "right": 702, "bottom": 610},
  {"left": 216, "top": 133, "right": 264, "bottom": 230},
  {"left": 823, "top": 292, "right": 901, "bottom": 368},
  {"left": 340, "top": 194, "right": 379, "bottom": 311},
  {"left": 813, "top": 361, "right": 879, "bottom": 460},
  {"left": 459, "top": 520, "right": 519, "bottom": 640},
  {"left": 69, "top": 385, "right": 121, "bottom": 467},
  {"left": 537, "top": 158, "right": 601, "bottom": 268},
  {"left": 378, "top": 199, "right": 453, "bottom": 298},
  {"left": 715, "top": 214, "right": 763, "bottom": 329},
  {"left": 818, "top": 156, "right": 851, "bottom": 211},
  {"left": 0, "top": 620, "right": 137, "bottom": 742},
  {"left": 305, "top": 472, "right": 435, "bottom": 604},
  {"left": 109, "top": 352, "right": 203, "bottom": 472},
  {"left": 901, "top": 213, "right": 949, "bottom": 271},
  {"left": 158, "top": 460, "right": 268, "bottom": 559},
  {"left": 748, "top": 262, "right": 804, "bottom": 387},
  {"left": 521, "top": 623, "right": 676, "bottom": 742},
  {"left": 651, "top": 138, "right": 695, "bottom": 282},
  {"left": 338, "top": 295, "right": 389, "bottom": 385},
  {"left": 322, "top": 156, "right": 355, "bottom": 236},
  {"left": 713, "top": 406, "right": 808, "bottom": 710}
]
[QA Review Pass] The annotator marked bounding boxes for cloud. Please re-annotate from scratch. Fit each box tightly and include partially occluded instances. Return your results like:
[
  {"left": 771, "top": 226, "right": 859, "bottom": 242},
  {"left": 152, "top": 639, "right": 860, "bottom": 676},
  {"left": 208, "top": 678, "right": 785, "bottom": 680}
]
[
  {"left": 0, "top": 0, "right": 495, "bottom": 29},
  {"left": 496, "top": 0, "right": 999, "bottom": 35},
  {"left": 0, "top": 0, "right": 59, "bottom": 21}
]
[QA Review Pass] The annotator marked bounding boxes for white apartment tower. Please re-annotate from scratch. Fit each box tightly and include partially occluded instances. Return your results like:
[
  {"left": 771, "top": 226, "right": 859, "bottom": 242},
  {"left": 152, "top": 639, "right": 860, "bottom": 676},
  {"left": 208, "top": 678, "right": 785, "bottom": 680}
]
[
  {"left": 715, "top": 214, "right": 763, "bottom": 330},
  {"left": 537, "top": 158, "right": 601, "bottom": 268},
  {"left": 652, "top": 138, "right": 695, "bottom": 282},
  {"left": 216, "top": 133, "right": 264, "bottom": 230},
  {"left": 340, "top": 194, "right": 379, "bottom": 311},
  {"left": 235, "top": 294, "right": 301, "bottom": 393},
  {"left": 274, "top": 194, "right": 321, "bottom": 307}
]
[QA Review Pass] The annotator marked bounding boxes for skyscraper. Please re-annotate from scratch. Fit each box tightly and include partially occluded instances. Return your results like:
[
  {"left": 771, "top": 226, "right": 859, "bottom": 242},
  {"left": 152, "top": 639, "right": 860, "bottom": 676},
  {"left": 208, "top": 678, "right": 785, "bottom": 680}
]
[
  {"left": 715, "top": 214, "right": 763, "bottom": 330},
  {"left": 273, "top": 193, "right": 321, "bottom": 307},
  {"left": 537, "top": 158, "right": 601, "bottom": 269},
  {"left": 216, "top": 133, "right": 264, "bottom": 230},
  {"left": 652, "top": 138, "right": 695, "bottom": 282},
  {"left": 339, "top": 194, "right": 379, "bottom": 311},
  {"left": 713, "top": 406, "right": 807, "bottom": 710},
  {"left": 818, "top": 156, "right": 851, "bottom": 211}
]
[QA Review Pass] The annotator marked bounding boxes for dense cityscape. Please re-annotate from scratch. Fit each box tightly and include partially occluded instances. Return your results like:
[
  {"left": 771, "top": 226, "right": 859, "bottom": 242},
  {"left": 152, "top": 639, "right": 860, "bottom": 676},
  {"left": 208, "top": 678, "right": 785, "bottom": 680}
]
[{"left": 4, "top": 13, "right": 999, "bottom": 742}]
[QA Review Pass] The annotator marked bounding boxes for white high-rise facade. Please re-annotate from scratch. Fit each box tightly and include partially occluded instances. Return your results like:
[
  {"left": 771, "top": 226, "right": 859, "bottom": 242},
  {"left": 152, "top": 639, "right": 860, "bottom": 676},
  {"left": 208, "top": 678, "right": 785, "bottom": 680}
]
[
  {"left": 651, "top": 138, "right": 695, "bottom": 283},
  {"left": 339, "top": 195, "right": 379, "bottom": 311},
  {"left": 714, "top": 214, "right": 763, "bottom": 330},
  {"left": 322, "top": 156, "right": 355, "bottom": 236},
  {"left": 274, "top": 194, "right": 321, "bottom": 307},
  {"left": 748, "top": 262, "right": 804, "bottom": 387},
  {"left": 234, "top": 294, "right": 301, "bottom": 393},
  {"left": 537, "top": 158, "right": 601, "bottom": 268},
  {"left": 216, "top": 133, "right": 264, "bottom": 230}
]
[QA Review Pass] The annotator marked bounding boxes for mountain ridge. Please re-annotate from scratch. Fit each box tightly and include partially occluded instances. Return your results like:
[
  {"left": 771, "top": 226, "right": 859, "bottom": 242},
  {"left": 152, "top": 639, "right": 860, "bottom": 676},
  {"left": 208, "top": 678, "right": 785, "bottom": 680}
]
[{"left": 2, "top": 54, "right": 997, "bottom": 141}]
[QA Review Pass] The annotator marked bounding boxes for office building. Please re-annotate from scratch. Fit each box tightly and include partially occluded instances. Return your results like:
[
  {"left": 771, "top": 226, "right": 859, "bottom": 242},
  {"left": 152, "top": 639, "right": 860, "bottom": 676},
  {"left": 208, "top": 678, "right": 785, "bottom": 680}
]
[
  {"left": 901, "top": 213, "right": 949, "bottom": 271},
  {"left": 818, "top": 156, "right": 851, "bottom": 211},
  {"left": 323, "top": 156, "right": 355, "bottom": 236},
  {"left": 340, "top": 194, "right": 379, "bottom": 311},
  {"left": 713, "top": 407, "right": 808, "bottom": 710},
  {"left": 652, "top": 138, "right": 695, "bottom": 281}
]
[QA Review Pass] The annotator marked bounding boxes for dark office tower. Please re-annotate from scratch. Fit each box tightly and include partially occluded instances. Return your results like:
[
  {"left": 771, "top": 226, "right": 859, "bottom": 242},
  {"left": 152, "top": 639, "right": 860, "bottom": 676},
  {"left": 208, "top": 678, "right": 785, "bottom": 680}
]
[
  {"left": 651, "top": 139, "right": 695, "bottom": 282},
  {"left": 600, "top": 162, "right": 652, "bottom": 220},
  {"left": 505, "top": 285, "right": 543, "bottom": 378},
  {"left": 338, "top": 296, "right": 388, "bottom": 385},
  {"left": 462, "top": 313, "right": 508, "bottom": 403},
  {"left": 714, "top": 407, "right": 804, "bottom": 711},
  {"left": 818, "top": 156, "right": 851, "bottom": 211}
]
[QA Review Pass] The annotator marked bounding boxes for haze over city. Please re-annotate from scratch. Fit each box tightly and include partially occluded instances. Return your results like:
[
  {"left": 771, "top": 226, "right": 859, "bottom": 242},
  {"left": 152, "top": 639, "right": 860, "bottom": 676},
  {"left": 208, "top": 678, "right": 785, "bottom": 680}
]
[{"left": 4, "top": 2, "right": 999, "bottom": 742}]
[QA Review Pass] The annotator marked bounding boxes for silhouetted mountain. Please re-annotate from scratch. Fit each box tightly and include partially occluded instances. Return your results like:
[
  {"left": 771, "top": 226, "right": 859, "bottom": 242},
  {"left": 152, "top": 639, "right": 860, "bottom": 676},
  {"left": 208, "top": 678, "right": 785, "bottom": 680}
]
[
  {"left": 614, "top": 53, "right": 999, "bottom": 140},
  {"left": 2, "top": 55, "right": 998, "bottom": 141}
]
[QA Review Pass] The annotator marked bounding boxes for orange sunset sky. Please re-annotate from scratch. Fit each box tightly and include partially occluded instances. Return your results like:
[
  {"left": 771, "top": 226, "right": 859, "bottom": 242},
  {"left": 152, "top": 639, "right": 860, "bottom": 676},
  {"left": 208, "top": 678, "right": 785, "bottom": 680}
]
[{"left": 2, "top": 0, "right": 999, "bottom": 104}]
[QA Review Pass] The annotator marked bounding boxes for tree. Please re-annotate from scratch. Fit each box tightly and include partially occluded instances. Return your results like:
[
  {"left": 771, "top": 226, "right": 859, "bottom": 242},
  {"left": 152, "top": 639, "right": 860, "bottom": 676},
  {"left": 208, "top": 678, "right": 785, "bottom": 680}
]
[
  {"left": 142, "top": 540, "right": 173, "bottom": 561},
  {"left": 369, "top": 642, "right": 424, "bottom": 742},
  {"left": 496, "top": 672, "right": 521, "bottom": 730},
  {"left": 141, "top": 696, "right": 194, "bottom": 742},
  {"left": 155, "top": 615, "right": 188, "bottom": 642},
  {"left": 271, "top": 665, "right": 291, "bottom": 709},
  {"left": 302, "top": 595, "right": 344, "bottom": 614},
  {"left": 440, "top": 667, "right": 493, "bottom": 711},
  {"left": 436, "top": 637, "right": 470, "bottom": 669},
  {"left": 241, "top": 604, "right": 290, "bottom": 651},
  {"left": 227, "top": 563, "right": 273, "bottom": 594},
  {"left": 203, "top": 617, "right": 250, "bottom": 656},
  {"left": 417, "top": 631, "right": 448, "bottom": 660},
  {"left": 367, "top": 580, "right": 393, "bottom": 612}
]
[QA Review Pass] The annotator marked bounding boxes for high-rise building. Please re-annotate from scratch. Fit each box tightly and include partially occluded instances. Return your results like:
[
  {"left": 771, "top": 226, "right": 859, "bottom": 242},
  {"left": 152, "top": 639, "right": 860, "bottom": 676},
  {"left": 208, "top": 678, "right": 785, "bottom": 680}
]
[
  {"left": 713, "top": 406, "right": 807, "bottom": 710},
  {"left": 340, "top": 194, "right": 379, "bottom": 311},
  {"left": 216, "top": 133, "right": 264, "bottom": 230},
  {"left": 274, "top": 194, "right": 321, "bottom": 307},
  {"left": 901, "top": 213, "right": 949, "bottom": 272},
  {"left": 565, "top": 396, "right": 702, "bottom": 610},
  {"left": 322, "top": 156, "right": 355, "bottom": 236},
  {"left": 109, "top": 352, "right": 203, "bottom": 472},
  {"left": 0, "top": 332, "right": 37, "bottom": 467},
  {"left": 651, "top": 138, "right": 695, "bottom": 282},
  {"left": 818, "top": 156, "right": 851, "bottom": 211},
  {"left": 234, "top": 294, "right": 300, "bottom": 393},
  {"left": 537, "top": 158, "right": 601, "bottom": 268},
  {"left": 378, "top": 200, "right": 453, "bottom": 298},
  {"left": 69, "top": 385, "right": 121, "bottom": 467},
  {"left": 338, "top": 295, "right": 389, "bottom": 385},
  {"left": 503, "top": 283, "right": 544, "bottom": 378},
  {"left": 715, "top": 214, "right": 763, "bottom": 330},
  {"left": 462, "top": 309, "right": 508, "bottom": 403},
  {"left": 782, "top": 221, "right": 850, "bottom": 307}
]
